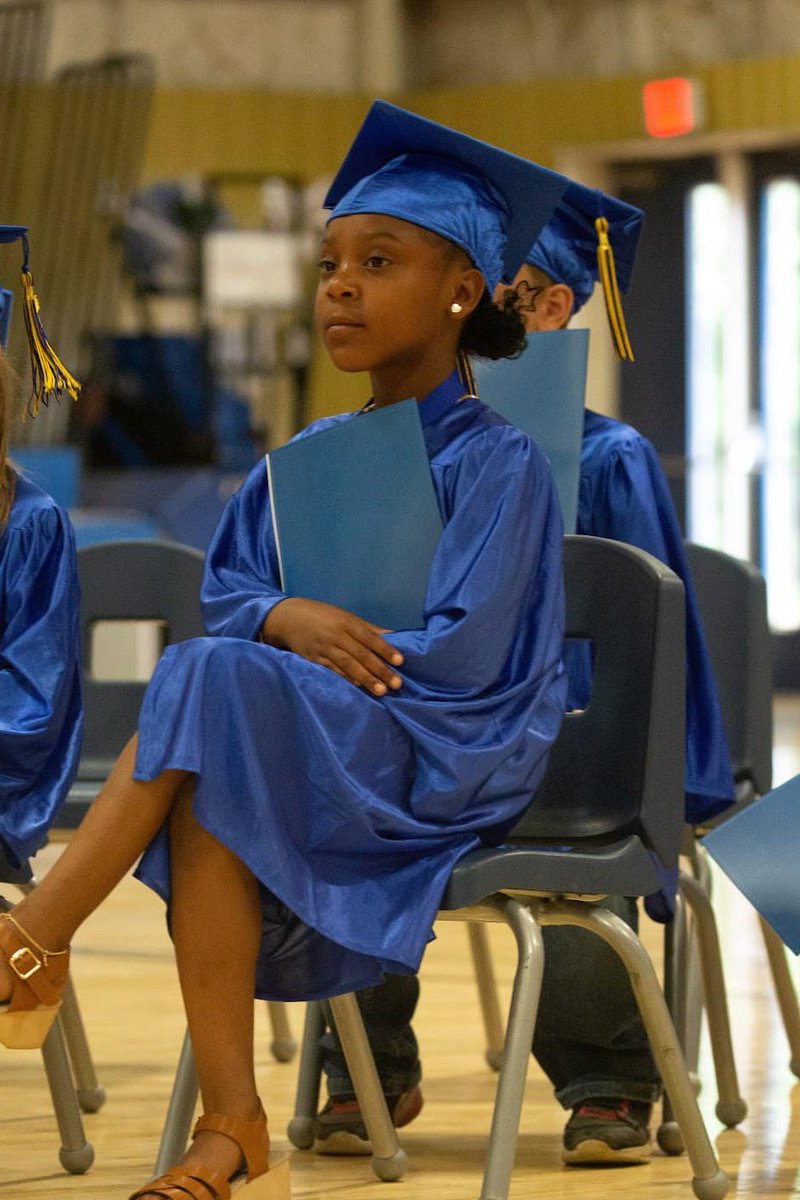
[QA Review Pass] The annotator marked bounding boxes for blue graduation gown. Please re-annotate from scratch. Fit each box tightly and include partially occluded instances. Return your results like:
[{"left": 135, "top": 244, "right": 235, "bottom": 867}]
[
  {"left": 568, "top": 411, "right": 735, "bottom": 827},
  {"left": 0, "top": 474, "right": 82, "bottom": 865},
  {"left": 563, "top": 411, "right": 735, "bottom": 922},
  {"left": 134, "top": 371, "right": 566, "bottom": 1001}
]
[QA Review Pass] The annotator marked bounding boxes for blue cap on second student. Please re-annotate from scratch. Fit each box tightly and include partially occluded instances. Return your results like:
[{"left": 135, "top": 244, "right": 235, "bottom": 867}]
[
  {"left": 324, "top": 100, "right": 573, "bottom": 292},
  {"left": 0, "top": 223, "right": 80, "bottom": 414},
  {"left": 525, "top": 188, "right": 644, "bottom": 361}
]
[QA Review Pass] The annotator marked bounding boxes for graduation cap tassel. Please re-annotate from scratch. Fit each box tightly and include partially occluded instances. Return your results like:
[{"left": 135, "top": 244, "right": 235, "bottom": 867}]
[
  {"left": 19, "top": 267, "right": 81, "bottom": 419},
  {"left": 595, "top": 216, "right": 634, "bottom": 363},
  {"left": 457, "top": 348, "right": 478, "bottom": 399}
]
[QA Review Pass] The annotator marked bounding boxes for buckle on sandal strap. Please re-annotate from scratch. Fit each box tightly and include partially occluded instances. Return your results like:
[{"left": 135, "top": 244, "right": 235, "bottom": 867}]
[{"left": 9, "top": 945, "right": 41, "bottom": 980}]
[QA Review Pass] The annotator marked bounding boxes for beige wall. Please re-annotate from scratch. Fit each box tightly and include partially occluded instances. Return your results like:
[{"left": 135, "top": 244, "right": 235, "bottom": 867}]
[
  {"left": 407, "top": 0, "right": 800, "bottom": 87},
  {"left": 17, "top": 0, "right": 800, "bottom": 93},
  {"left": 35, "top": 0, "right": 359, "bottom": 90}
]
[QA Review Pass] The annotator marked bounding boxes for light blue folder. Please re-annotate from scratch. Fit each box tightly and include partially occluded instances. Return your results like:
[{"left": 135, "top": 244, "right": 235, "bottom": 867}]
[
  {"left": 267, "top": 399, "right": 443, "bottom": 631},
  {"left": 474, "top": 328, "right": 589, "bottom": 533},
  {"left": 702, "top": 774, "right": 800, "bottom": 953}
]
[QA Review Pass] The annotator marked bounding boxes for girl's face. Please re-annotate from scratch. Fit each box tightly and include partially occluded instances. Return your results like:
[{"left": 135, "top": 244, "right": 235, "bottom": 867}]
[{"left": 315, "top": 213, "right": 481, "bottom": 402}]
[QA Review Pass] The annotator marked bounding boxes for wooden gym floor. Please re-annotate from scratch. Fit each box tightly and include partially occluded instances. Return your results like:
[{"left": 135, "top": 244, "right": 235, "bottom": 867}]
[{"left": 4, "top": 694, "right": 800, "bottom": 1199}]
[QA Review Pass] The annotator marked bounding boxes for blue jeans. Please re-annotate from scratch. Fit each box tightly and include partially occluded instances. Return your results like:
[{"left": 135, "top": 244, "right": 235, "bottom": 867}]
[
  {"left": 320, "top": 895, "right": 661, "bottom": 1109},
  {"left": 320, "top": 974, "right": 422, "bottom": 1098}
]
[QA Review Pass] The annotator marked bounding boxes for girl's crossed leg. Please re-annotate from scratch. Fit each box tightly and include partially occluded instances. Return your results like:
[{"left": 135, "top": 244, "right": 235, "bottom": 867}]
[{"left": 0, "top": 735, "right": 268, "bottom": 1195}]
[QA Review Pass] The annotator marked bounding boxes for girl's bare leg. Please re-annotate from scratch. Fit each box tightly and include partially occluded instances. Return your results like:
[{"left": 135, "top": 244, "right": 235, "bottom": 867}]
[
  {"left": 0, "top": 733, "right": 266, "bottom": 1188},
  {"left": 156, "top": 785, "right": 264, "bottom": 1187},
  {"left": 4, "top": 735, "right": 188, "bottom": 952}
]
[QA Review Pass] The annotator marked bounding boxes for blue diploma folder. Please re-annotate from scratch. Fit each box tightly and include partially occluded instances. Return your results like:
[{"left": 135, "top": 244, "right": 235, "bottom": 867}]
[
  {"left": 474, "top": 328, "right": 589, "bottom": 533},
  {"left": 702, "top": 774, "right": 800, "bottom": 953},
  {"left": 266, "top": 399, "right": 443, "bottom": 630}
]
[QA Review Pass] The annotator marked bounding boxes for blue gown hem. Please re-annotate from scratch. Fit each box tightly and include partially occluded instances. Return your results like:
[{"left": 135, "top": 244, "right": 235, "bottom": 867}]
[{"left": 133, "top": 756, "right": 426, "bottom": 974}]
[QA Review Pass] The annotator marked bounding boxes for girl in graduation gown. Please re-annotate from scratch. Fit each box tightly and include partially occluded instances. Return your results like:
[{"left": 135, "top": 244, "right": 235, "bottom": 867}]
[
  {"left": 0, "top": 350, "right": 82, "bottom": 868},
  {"left": 0, "top": 102, "right": 569, "bottom": 1199}
]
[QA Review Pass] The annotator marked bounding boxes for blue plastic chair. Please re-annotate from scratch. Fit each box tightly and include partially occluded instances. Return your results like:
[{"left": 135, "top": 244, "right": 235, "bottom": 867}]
[{"left": 277, "top": 535, "right": 726, "bottom": 1199}]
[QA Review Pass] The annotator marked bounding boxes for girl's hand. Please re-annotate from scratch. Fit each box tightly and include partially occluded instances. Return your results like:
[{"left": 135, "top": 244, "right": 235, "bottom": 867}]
[{"left": 261, "top": 597, "right": 404, "bottom": 696}]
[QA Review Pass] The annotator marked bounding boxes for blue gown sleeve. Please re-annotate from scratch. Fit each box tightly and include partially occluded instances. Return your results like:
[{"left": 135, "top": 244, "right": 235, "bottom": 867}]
[
  {"left": 0, "top": 499, "right": 82, "bottom": 864},
  {"left": 384, "top": 428, "right": 566, "bottom": 827},
  {"left": 201, "top": 471, "right": 286, "bottom": 640}
]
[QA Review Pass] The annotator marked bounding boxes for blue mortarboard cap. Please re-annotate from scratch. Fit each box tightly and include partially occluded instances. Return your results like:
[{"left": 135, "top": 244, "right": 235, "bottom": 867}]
[
  {"left": 526, "top": 187, "right": 643, "bottom": 311},
  {"left": 526, "top": 187, "right": 643, "bottom": 360},
  {"left": 0, "top": 225, "right": 28, "bottom": 250},
  {"left": 324, "top": 100, "right": 572, "bottom": 291},
  {"left": 0, "top": 223, "right": 80, "bottom": 414},
  {"left": 0, "top": 289, "right": 11, "bottom": 352}
]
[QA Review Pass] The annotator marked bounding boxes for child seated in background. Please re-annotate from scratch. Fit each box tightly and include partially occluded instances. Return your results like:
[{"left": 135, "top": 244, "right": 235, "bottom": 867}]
[
  {"left": 0, "top": 104, "right": 572, "bottom": 1200},
  {"left": 0, "top": 262, "right": 82, "bottom": 872}
]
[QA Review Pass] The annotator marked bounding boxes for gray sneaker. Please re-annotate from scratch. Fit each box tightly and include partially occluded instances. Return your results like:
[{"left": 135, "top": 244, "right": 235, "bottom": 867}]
[
  {"left": 313, "top": 1086, "right": 423, "bottom": 1156},
  {"left": 562, "top": 1098, "right": 652, "bottom": 1165}
]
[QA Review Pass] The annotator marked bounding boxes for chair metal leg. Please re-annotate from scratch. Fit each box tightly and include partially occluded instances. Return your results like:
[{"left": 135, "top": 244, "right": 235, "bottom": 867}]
[
  {"left": 693, "top": 842, "right": 713, "bottom": 895},
  {"left": 59, "top": 974, "right": 107, "bottom": 1112},
  {"left": 680, "top": 872, "right": 747, "bottom": 1127},
  {"left": 329, "top": 992, "right": 408, "bottom": 1182},
  {"left": 267, "top": 1001, "right": 297, "bottom": 1063},
  {"left": 760, "top": 916, "right": 800, "bottom": 1077},
  {"left": 539, "top": 900, "right": 730, "bottom": 1200},
  {"left": 468, "top": 922, "right": 505, "bottom": 1070},
  {"left": 683, "top": 920, "right": 705, "bottom": 1081},
  {"left": 477, "top": 898, "right": 544, "bottom": 1200},
  {"left": 153, "top": 1029, "right": 199, "bottom": 1176},
  {"left": 660, "top": 897, "right": 686, "bottom": 1155},
  {"left": 19, "top": 877, "right": 107, "bottom": 1115},
  {"left": 671, "top": 888, "right": 690, "bottom": 1054},
  {"left": 685, "top": 840, "right": 713, "bottom": 1078},
  {"left": 41, "top": 1014, "right": 95, "bottom": 1174},
  {"left": 287, "top": 1001, "right": 326, "bottom": 1149}
]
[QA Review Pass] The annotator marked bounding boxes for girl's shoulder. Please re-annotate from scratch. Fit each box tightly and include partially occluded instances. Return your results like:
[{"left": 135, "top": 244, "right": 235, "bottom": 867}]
[
  {"left": 452, "top": 397, "right": 551, "bottom": 470},
  {"left": 5, "top": 472, "right": 66, "bottom": 534}
]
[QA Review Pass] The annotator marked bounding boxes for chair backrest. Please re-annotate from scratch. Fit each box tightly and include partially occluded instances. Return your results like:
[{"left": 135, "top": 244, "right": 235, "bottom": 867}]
[
  {"left": 685, "top": 541, "right": 772, "bottom": 794},
  {"left": 77, "top": 539, "right": 205, "bottom": 771},
  {"left": 511, "top": 535, "right": 686, "bottom": 872}
]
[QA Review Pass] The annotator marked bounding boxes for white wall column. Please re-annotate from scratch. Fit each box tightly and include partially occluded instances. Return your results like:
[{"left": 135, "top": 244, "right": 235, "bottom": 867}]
[{"left": 356, "top": 0, "right": 405, "bottom": 94}]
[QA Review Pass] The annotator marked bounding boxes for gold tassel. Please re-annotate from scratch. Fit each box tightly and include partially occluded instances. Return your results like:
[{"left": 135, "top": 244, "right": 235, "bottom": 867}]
[
  {"left": 20, "top": 268, "right": 81, "bottom": 419},
  {"left": 457, "top": 348, "right": 478, "bottom": 400},
  {"left": 595, "top": 216, "right": 634, "bottom": 362}
]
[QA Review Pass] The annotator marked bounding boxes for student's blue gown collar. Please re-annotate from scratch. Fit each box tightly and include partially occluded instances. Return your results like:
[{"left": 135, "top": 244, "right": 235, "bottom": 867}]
[{"left": 415, "top": 369, "right": 482, "bottom": 458}]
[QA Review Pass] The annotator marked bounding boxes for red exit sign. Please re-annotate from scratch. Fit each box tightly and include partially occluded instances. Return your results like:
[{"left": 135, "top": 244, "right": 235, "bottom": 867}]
[{"left": 642, "top": 77, "right": 703, "bottom": 138}]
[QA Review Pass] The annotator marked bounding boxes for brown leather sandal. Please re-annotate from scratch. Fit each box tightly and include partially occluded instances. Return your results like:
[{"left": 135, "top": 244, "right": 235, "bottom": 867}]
[
  {"left": 130, "top": 1104, "right": 271, "bottom": 1199},
  {"left": 0, "top": 912, "right": 70, "bottom": 1049}
]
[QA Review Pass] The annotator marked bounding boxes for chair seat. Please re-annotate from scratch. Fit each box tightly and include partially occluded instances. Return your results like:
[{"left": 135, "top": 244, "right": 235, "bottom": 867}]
[
  {"left": 77, "top": 757, "right": 118, "bottom": 781},
  {"left": 59, "top": 780, "right": 105, "bottom": 830},
  {"left": 440, "top": 834, "right": 661, "bottom": 911}
]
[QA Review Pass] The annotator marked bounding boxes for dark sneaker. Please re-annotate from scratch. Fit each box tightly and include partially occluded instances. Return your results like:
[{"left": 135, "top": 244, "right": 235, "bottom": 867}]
[
  {"left": 313, "top": 1086, "right": 423, "bottom": 1156},
  {"left": 562, "top": 1098, "right": 652, "bottom": 1165}
]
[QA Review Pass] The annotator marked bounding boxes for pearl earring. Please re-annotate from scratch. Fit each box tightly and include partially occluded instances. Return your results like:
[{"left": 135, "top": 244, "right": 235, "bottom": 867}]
[{"left": 450, "top": 302, "right": 463, "bottom": 314}]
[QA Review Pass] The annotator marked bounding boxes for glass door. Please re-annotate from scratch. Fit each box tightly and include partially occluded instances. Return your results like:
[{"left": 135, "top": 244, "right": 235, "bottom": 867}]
[{"left": 758, "top": 168, "right": 800, "bottom": 636}]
